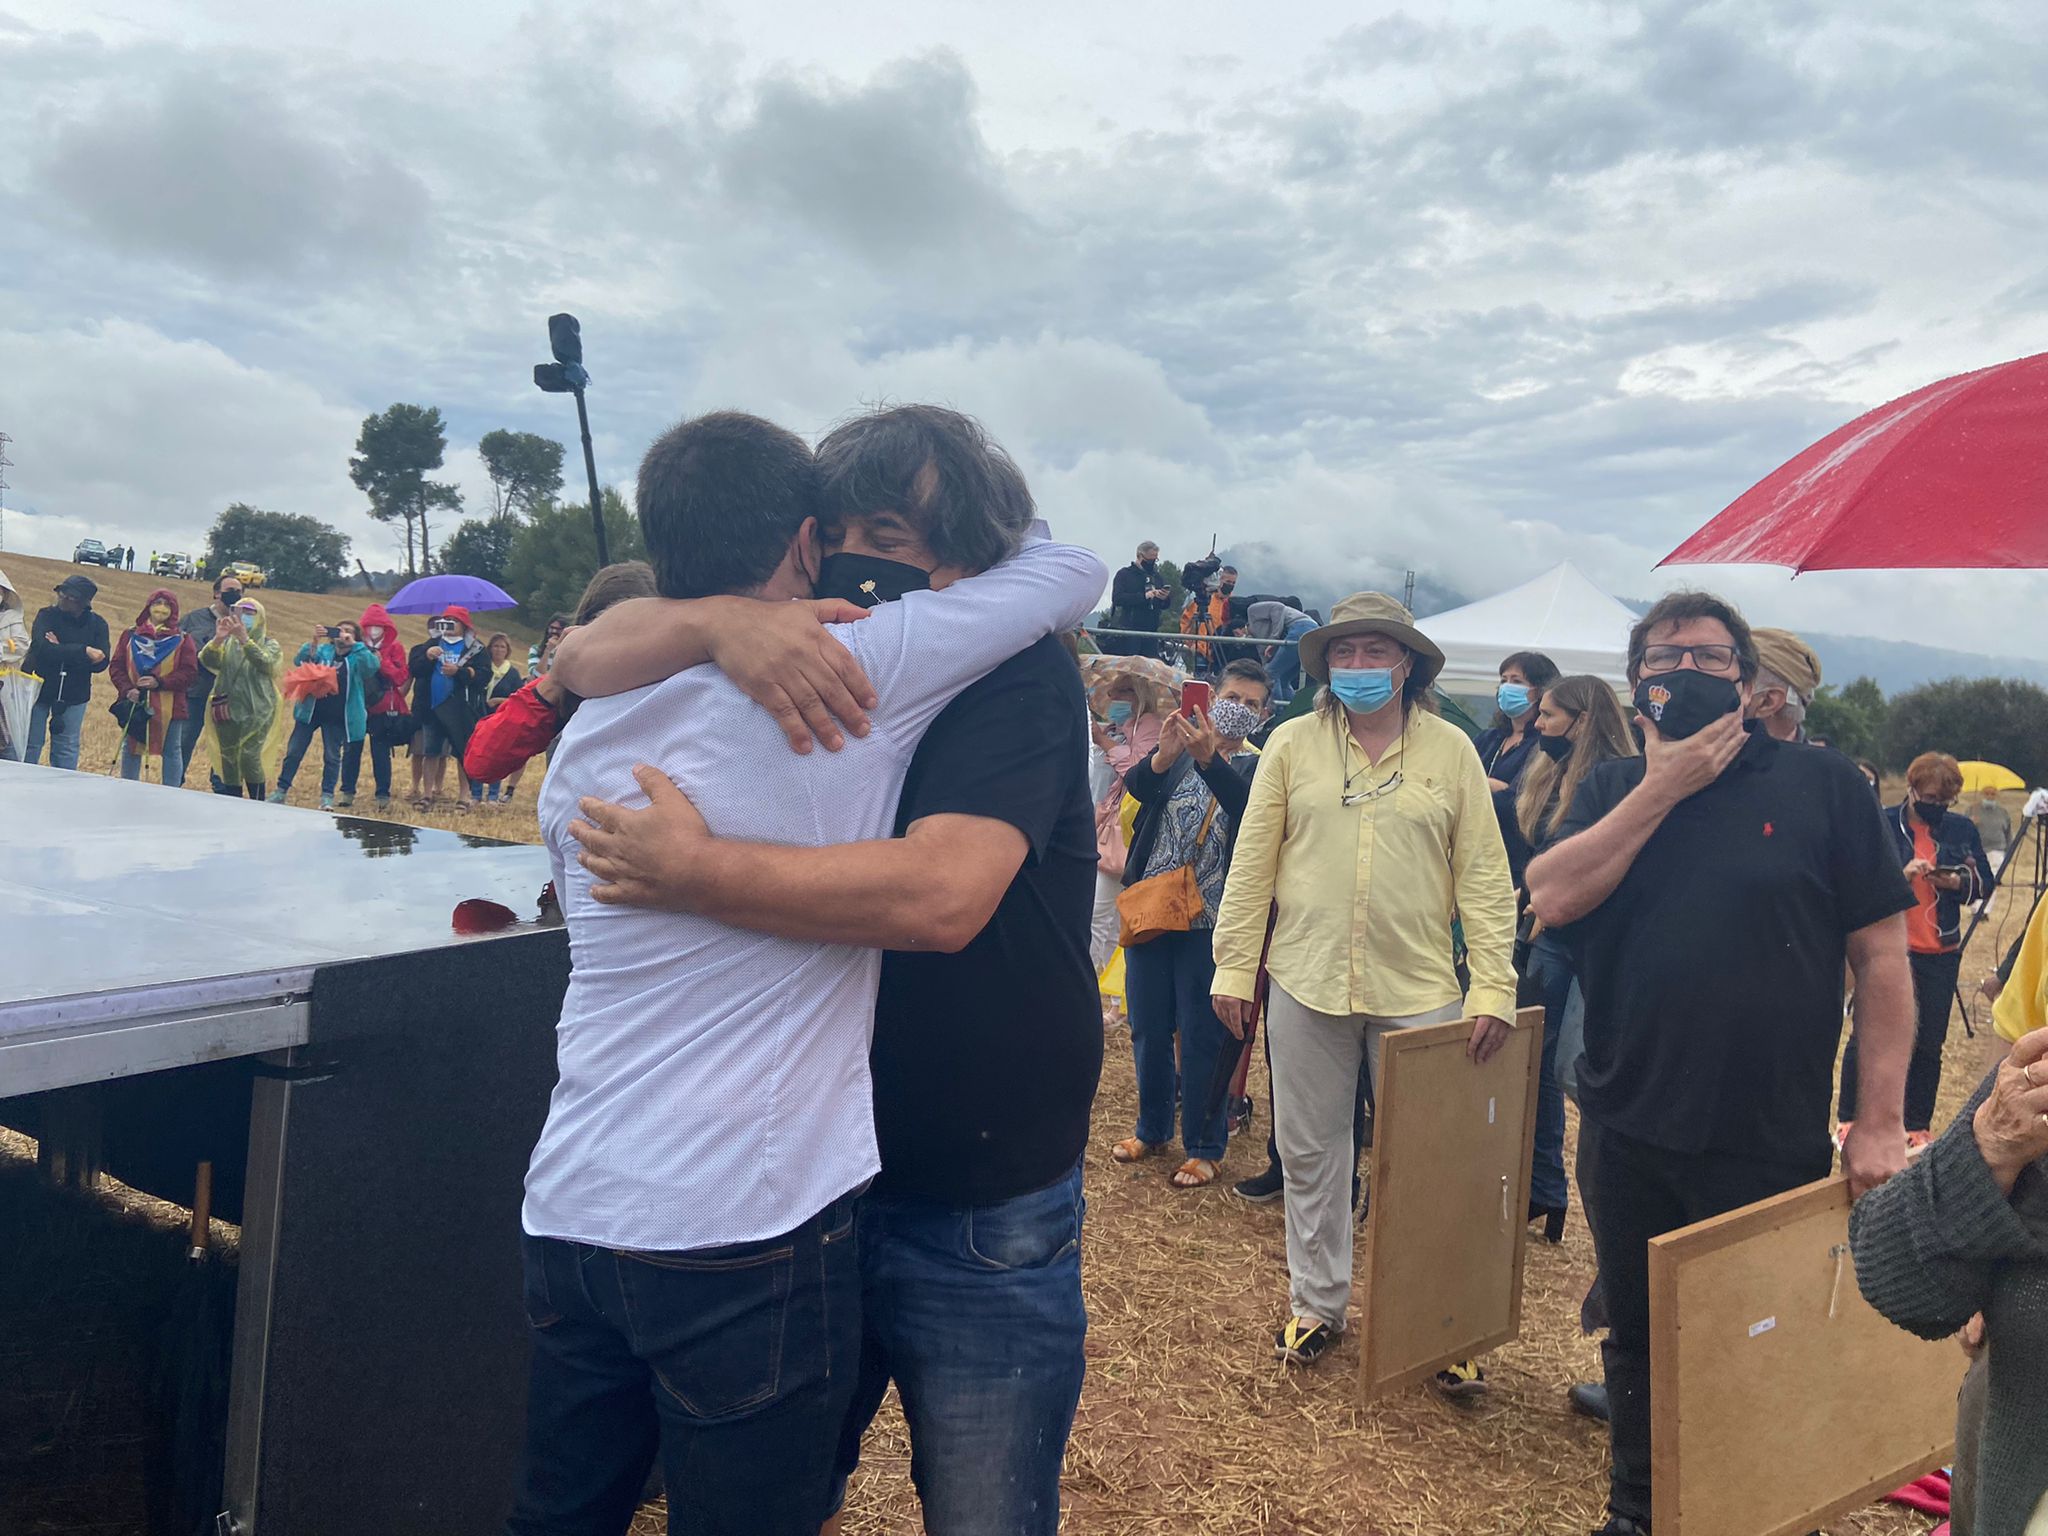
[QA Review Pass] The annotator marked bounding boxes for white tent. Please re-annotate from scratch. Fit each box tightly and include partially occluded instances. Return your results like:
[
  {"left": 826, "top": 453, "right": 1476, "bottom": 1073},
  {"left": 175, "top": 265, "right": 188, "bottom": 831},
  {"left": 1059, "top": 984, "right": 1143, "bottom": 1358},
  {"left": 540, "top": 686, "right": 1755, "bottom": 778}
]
[{"left": 1417, "top": 561, "right": 1637, "bottom": 693}]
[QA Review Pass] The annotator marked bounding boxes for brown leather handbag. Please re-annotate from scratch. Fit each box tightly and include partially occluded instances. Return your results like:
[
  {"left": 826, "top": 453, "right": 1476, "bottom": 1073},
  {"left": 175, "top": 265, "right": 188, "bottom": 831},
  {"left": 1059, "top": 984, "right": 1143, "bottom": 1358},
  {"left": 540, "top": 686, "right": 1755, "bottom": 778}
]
[{"left": 1115, "top": 801, "right": 1219, "bottom": 947}]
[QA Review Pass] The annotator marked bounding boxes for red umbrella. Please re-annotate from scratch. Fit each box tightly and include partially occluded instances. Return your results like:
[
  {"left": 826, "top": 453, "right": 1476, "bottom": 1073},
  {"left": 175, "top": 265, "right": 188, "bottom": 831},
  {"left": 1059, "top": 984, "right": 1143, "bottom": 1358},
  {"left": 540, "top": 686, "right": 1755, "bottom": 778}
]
[{"left": 1660, "top": 351, "right": 2048, "bottom": 572}]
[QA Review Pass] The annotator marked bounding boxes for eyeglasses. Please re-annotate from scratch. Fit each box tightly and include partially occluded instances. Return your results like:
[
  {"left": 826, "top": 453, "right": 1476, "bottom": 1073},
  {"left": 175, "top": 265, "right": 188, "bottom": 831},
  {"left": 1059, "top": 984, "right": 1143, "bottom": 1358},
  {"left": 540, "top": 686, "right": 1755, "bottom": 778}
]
[
  {"left": 1342, "top": 768, "right": 1403, "bottom": 806},
  {"left": 1641, "top": 644, "right": 1738, "bottom": 674},
  {"left": 1339, "top": 720, "right": 1406, "bottom": 806}
]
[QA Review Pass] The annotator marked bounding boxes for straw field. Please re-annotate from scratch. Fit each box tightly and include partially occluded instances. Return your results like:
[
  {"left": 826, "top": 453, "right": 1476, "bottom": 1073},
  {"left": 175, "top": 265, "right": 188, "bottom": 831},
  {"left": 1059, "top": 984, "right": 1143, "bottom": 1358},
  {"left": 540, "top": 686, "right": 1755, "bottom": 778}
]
[{"left": 11, "top": 539, "right": 1994, "bottom": 1532}]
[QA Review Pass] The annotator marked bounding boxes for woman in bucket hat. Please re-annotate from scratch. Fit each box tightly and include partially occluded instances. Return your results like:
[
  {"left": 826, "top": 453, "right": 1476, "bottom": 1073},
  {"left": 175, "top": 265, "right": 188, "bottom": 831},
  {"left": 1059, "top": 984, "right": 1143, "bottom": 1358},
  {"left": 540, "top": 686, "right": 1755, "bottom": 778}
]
[{"left": 1208, "top": 593, "right": 1518, "bottom": 1394}]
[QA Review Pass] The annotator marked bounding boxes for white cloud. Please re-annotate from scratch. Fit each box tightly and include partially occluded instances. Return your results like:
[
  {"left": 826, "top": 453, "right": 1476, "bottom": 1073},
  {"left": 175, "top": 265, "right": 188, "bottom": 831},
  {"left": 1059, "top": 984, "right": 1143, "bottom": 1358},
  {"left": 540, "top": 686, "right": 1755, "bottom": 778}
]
[{"left": 2, "top": 320, "right": 366, "bottom": 560}]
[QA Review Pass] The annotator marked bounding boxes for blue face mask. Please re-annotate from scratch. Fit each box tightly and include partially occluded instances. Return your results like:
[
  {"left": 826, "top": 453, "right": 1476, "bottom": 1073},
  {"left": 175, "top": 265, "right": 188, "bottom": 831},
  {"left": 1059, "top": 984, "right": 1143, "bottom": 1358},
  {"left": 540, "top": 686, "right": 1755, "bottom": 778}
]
[
  {"left": 1106, "top": 701, "right": 1134, "bottom": 725},
  {"left": 1497, "top": 682, "right": 1533, "bottom": 717},
  {"left": 1328, "top": 667, "right": 1399, "bottom": 714}
]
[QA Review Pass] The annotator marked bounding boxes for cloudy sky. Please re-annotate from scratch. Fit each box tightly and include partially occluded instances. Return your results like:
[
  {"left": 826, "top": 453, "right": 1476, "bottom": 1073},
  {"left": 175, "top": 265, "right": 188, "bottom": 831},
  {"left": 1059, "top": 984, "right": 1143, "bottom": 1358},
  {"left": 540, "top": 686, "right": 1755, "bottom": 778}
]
[{"left": 3, "top": 0, "right": 2045, "bottom": 648}]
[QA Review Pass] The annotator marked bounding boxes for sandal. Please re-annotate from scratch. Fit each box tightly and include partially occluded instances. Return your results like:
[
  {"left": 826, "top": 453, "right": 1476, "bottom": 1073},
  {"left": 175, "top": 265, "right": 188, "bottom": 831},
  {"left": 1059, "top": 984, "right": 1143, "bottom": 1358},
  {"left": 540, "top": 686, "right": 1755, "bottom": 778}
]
[
  {"left": 411, "top": 795, "right": 430, "bottom": 810},
  {"left": 1111, "top": 1137, "right": 1163, "bottom": 1164},
  {"left": 1170, "top": 1158, "right": 1219, "bottom": 1189}
]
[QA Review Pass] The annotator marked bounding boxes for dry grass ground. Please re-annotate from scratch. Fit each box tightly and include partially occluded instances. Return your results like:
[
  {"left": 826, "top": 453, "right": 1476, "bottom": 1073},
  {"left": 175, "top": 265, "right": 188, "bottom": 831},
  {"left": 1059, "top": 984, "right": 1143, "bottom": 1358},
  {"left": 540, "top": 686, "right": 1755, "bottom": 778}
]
[{"left": 12, "top": 558, "right": 2004, "bottom": 1533}]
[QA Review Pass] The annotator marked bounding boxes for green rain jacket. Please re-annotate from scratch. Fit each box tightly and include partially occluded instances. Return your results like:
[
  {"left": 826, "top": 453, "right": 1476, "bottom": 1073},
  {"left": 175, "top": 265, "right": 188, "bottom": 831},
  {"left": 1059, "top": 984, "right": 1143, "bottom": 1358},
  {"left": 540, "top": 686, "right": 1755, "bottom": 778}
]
[{"left": 199, "top": 596, "right": 284, "bottom": 786}]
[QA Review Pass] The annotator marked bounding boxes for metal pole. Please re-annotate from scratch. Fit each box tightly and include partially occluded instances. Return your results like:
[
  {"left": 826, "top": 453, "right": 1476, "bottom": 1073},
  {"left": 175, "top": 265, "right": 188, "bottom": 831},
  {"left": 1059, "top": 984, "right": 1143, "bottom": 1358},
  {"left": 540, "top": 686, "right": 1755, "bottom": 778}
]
[{"left": 573, "top": 388, "right": 609, "bottom": 566}]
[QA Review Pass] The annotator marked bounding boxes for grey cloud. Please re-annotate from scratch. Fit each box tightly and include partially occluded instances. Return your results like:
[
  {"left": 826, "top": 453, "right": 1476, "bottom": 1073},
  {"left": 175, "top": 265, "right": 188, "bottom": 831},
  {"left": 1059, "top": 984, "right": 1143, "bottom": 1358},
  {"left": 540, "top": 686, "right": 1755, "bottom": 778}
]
[
  {"left": 1316, "top": 14, "right": 1472, "bottom": 75},
  {"left": 715, "top": 51, "right": 1028, "bottom": 268},
  {"left": 32, "top": 72, "right": 432, "bottom": 282}
]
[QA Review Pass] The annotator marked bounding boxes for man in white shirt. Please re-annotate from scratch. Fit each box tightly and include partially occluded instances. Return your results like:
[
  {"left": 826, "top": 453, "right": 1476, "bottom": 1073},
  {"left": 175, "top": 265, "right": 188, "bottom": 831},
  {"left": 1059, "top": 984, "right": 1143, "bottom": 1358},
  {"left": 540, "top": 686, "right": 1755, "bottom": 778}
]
[{"left": 505, "top": 409, "right": 1105, "bottom": 1536}]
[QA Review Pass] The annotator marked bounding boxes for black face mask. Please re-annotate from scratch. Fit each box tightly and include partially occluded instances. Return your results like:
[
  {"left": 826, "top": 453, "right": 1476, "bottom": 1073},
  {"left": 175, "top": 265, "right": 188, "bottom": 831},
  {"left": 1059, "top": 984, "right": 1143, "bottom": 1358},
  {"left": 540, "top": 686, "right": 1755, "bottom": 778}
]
[
  {"left": 1536, "top": 730, "right": 1575, "bottom": 763},
  {"left": 1912, "top": 799, "right": 1947, "bottom": 827},
  {"left": 1633, "top": 668, "right": 1741, "bottom": 741},
  {"left": 817, "top": 553, "right": 932, "bottom": 609},
  {"left": 1139, "top": 559, "right": 1157, "bottom": 573},
  {"left": 219, "top": 588, "right": 242, "bottom": 607}
]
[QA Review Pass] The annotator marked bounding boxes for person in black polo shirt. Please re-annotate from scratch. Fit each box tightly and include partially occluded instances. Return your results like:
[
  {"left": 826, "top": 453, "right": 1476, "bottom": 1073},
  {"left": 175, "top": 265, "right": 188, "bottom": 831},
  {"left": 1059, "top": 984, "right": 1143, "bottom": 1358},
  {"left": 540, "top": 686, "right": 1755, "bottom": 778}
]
[
  {"left": 567, "top": 407, "right": 1100, "bottom": 1536},
  {"left": 1526, "top": 590, "right": 1916, "bottom": 1536}
]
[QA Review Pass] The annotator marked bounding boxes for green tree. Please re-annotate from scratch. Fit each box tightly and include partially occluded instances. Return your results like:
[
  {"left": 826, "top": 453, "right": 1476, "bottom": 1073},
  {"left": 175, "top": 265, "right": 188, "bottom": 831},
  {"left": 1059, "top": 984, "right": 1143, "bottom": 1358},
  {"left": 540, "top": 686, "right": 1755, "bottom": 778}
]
[
  {"left": 1804, "top": 675, "right": 1888, "bottom": 763},
  {"left": 503, "top": 489, "right": 645, "bottom": 620},
  {"left": 439, "top": 518, "right": 518, "bottom": 585},
  {"left": 203, "top": 503, "right": 351, "bottom": 593},
  {"left": 349, "top": 403, "right": 459, "bottom": 575},
  {"left": 1885, "top": 676, "right": 2048, "bottom": 786},
  {"left": 478, "top": 429, "right": 567, "bottom": 520}
]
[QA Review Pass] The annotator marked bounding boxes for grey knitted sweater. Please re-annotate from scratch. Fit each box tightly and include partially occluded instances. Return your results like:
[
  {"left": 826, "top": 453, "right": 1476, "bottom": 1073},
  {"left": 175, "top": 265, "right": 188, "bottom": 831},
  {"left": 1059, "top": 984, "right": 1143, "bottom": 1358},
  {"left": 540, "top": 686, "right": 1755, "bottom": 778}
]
[{"left": 1850, "top": 1068, "right": 2048, "bottom": 1535}]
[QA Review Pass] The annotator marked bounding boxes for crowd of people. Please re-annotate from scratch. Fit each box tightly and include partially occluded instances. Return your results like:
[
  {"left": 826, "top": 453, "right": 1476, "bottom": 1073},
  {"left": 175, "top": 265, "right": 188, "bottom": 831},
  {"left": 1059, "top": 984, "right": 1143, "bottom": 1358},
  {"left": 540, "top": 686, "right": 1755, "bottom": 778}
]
[
  {"left": 6, "top": 408, "right": 2047, "bottom": 1534},
  {"left": 0, "top": 569, "right": 566, "bottom": 813}
]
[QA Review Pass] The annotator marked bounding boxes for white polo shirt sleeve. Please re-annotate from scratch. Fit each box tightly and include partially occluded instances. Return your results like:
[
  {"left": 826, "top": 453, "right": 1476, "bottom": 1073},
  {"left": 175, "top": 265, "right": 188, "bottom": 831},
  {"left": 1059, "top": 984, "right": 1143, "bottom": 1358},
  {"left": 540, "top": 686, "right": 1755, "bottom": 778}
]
[{"left": 835, "top": 540, "right": 1108, "bottom": 746}]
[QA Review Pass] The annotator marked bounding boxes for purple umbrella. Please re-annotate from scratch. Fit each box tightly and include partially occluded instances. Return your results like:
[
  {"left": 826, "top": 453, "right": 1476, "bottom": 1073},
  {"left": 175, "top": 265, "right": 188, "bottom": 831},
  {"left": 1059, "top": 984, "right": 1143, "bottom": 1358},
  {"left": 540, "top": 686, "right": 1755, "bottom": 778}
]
[{"left": 384, "top": 574, "right": 518, "bottom": 614}]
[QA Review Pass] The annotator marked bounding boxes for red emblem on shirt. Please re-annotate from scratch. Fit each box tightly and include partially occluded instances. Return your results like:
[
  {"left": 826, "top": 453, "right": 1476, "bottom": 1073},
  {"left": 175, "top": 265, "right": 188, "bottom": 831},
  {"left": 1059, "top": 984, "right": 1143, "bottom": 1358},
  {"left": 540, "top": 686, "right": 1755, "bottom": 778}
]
[{"left": 1762, "top": 821, "right": 1774, "bottom": 837}]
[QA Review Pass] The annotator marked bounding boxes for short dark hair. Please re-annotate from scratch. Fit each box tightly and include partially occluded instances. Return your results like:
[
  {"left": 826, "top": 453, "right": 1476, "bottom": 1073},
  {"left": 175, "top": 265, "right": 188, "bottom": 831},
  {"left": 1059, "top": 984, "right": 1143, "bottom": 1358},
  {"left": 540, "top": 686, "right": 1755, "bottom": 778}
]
[
  {"left": 636, "top": 412, "right": 818, "bottom": 599},
  {"left": 1219, "top": 658, "right": 1272, "bottom": 700},
  {"left": 814, "top": 404, "right": 1034, "bottom": 574},
  {"left": 1627, "top": 590, "right": 1758, "bottom": 684},
  {"left": 1221, "top": 565, "right": 1238, "bottom": 576},
  {"left": 1493, "top": 649, "right": 1562, "bottom": 727},
  {"left": 572, "top": 560, "right": 659, "bottom": 627},
  {"left": 213, "top": 571, "right": 239, "bottom": 593}
]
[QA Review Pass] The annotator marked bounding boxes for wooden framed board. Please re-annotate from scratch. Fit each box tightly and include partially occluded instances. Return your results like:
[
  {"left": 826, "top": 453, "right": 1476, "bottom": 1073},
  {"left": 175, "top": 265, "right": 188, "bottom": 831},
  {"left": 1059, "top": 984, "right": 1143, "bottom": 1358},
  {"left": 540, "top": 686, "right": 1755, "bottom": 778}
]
[
  {"left": 1649, "top": 1177, "right": 1969, "bottom": 1536},
  {"left": 1358, "top": 1007, "right": 1544, "bottom": 1402}
]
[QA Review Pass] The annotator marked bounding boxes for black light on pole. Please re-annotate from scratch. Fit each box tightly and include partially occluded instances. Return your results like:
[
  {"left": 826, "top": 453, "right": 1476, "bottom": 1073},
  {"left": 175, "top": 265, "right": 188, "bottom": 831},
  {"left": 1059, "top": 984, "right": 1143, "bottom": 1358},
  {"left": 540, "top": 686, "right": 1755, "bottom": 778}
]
[{"left": 533, "top": 313, "right": 610, "bottom": 565}]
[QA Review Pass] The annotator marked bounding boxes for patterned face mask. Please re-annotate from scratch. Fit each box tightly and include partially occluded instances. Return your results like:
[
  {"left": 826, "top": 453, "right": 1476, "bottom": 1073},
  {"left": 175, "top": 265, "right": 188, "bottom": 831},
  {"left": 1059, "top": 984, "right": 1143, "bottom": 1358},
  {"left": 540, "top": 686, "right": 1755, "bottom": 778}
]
[{"left": 1208, "top": 697, "right": 1262, "bottom": 741}]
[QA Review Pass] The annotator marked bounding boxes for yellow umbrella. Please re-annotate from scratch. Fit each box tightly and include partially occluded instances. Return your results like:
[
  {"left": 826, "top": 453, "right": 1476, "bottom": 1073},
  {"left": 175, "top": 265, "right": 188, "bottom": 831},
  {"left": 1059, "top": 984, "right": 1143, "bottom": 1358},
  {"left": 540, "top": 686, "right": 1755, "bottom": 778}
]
[{"left": 1957, "top": 760, "right": 2025, "bottom": 795}]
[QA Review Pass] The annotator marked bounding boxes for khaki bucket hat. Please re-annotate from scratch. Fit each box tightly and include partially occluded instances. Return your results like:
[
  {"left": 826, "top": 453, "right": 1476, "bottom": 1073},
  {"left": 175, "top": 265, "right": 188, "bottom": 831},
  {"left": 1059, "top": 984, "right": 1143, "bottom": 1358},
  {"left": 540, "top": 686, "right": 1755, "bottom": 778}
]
[{"left": 1298, "top": 592, "right": 1445, "bottom": 687}]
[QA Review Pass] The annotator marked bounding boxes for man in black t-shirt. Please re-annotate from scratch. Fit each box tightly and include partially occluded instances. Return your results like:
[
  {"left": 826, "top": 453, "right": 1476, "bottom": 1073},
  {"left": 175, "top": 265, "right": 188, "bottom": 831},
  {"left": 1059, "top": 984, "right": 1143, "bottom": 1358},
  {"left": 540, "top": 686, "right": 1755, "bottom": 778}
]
[
  {"left": 1526, "top": 590, "right": 1915, "bottom": 1536},
  {"left": 566, "top": 408, "right": 1100, "bottom": 1536}
]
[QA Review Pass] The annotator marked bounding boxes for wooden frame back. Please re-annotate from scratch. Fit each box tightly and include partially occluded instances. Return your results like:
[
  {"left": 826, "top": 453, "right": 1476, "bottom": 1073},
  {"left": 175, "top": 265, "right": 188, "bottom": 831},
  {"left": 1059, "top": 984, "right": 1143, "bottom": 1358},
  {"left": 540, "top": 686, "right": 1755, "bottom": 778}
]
[
  {"left": 1649, "top": 1176, "right": 1967, "bottom": 1536},
  {"left": 1358, "top": 1007, "right": 1544, "bottom": 1402}
]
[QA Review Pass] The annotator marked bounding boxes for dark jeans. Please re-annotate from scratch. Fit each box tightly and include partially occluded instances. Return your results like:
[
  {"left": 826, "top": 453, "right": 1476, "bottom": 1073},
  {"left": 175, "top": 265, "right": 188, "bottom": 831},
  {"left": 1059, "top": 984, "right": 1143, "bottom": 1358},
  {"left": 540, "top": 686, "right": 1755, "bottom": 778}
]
[
  {"left": 1578, "top": 1120, "right": 1828, "bottom": 1524},
  {"left": 1126, "top": 928, "right": 1231, "bottom": 1160},
  {"left": 506, "top": 1189, "right": 862, "bottom": 1536},
  {"left": 1259, "top": 1027, "right": 1372, "bottom": 1205},
  {"left": 1839, "top": 947, "right": 1960, "bottom": 1132},
  {"left": 278, "top": 715, "right": 345, "bottom": 795},
  {"left": 830, "top": 1163, "right": 1087, "bottom": 1536},
  {"left": 1100, "top": 627, "right": 1160, "bottom": 659},
  {"left": 342, "top": 724, "right": 396, "bottom": 798},
  {"left": 1524, "top": 933, "right": 1574, "bottom": 1212}
]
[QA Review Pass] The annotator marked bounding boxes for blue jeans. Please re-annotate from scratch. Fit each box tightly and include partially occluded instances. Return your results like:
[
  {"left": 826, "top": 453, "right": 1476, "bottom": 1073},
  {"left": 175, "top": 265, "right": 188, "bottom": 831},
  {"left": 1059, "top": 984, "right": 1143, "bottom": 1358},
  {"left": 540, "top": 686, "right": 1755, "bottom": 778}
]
[
  {"left": 25, "top": 699, "right": 85, "bottom": 769},
  {"left": 507, "top": 1187, "right": 863, "bottom": 1536},
  {"left": 118, "top": 716, "right": 187, "bottom": 787},
  {"left": 831, "top": 1163, "right": 1087, "bottom": 1535},
  {"left": 166, "top": 707, "right": 209, "bottom": 785},
  {"left": 277, "top": 716, "right": 345, "bottom": 795},
  {"left": 1267, "top": 617, "right": 1318, "bottom": 702},
  {"left": 1125, "top": 927, "right": 1231, "bottom": 1159},
  {"left": 1525, "top": 932, "right": 1574, "bottom": 1212}
]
